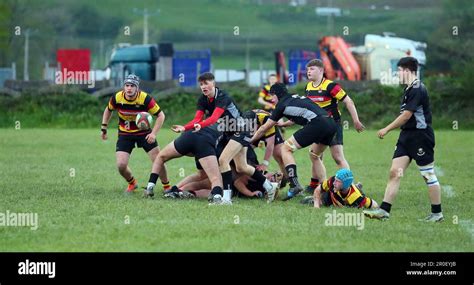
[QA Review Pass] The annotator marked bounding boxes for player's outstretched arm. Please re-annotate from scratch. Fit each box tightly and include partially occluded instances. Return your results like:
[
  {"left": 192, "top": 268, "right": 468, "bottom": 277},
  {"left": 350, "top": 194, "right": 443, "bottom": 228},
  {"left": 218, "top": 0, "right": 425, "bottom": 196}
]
[
  {"left": 171, "top": 125, "right": 185, "bottom": 133},
  {"left": 251, "top": 119, "right": 276, "bottom": 144},
  {"left": 234, "top": 176, "right": 261, "bottom": 198},
  {"left": 377, "top": 110, "right": 413, "bottom": 139},
  {"left": 146, "top": 111, "right": 165, "bottom": 144},
  {"left": 183, "top": 110, "right": 205, "bottom": 131},
  {"left": 191, "top": 107, "right": 225, "bottom": 131},
  {"left": 342, "top": 96, "right": 365, "bottom": 132},
  {"left": 313, "top": 185, "right": 322, "bottom": 208},
  {"left": 101, "top": 107, "right": 113, "bottom": 140},
  {"left": 276, "top": 119, "right": 294, "bottom": 127},
  {"left": 257, "top": 135, "right": 275, "bottom": 172}
]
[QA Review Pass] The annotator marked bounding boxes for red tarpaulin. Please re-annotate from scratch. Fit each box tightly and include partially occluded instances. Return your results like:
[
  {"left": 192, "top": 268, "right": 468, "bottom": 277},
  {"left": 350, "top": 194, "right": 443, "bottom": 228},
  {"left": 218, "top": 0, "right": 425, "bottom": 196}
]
[{"left": 56, "top": 49, "right": 90, "bottom": 82}]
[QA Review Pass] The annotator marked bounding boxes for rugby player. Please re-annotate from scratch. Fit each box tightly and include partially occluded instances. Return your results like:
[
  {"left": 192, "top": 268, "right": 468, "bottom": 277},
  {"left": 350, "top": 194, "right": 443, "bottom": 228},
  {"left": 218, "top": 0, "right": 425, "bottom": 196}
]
[
  {"left": 363, "top": 57, "right": 444, "bottom": 222},
  {"left": 301, "top": 168, "right": 378, "bottom": 209},
  {"left": 250, "top": 83, "right": 337, "bottom": 201},
  {"left": 258, "top": 74, "right": 278, "bottom": 111},
  {"left": 100, "top": 74, "right": 170, "bottom": 193},
  {"left": 170, "top": 72, "right": 276, "bottom": 205},
  {"left": 304, "top": 59, "right": 365, "bottom": 194}
]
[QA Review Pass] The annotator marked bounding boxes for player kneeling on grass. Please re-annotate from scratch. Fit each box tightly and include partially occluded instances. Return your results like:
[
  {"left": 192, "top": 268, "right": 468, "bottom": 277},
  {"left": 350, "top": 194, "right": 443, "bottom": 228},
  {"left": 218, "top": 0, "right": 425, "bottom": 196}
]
[
  {"left": 301, "top": 168, "right": 378, "bottom": 209},
  {"left": 168, "top": 148, "right": 283, "bottom": 201},
  {"left": 216, "top": 111, "right": 279, "bottom": 205},
  {"left": 247, "top": 109, "right": 288, "bottom": 187},
  {"left": 101, "top": 74, "right": 170, "bottom": 193},
  {"left": 250, "top": 83, "right": 337, "bottom": 201},
  {"left": 168, "top": 171, "right": 283, "bottom": 201},
  {"left": 175, "top": 72, "right": 277, "bottom": 205},
  {"left": 363, "top": 57, "right": 444, "bottom": 222},
  {"left": 158, "top": 142, "right": 227, "bottom": 199},
  {"left": 233, "top": 170, "right": 283, "bottom": 200},
  {"left": 144, "top": 124, "right": 223, "bottom": 200}
]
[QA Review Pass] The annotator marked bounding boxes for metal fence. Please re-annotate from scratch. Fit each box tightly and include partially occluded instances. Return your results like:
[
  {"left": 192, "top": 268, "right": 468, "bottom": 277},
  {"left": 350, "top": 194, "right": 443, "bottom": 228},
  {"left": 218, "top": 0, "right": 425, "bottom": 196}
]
[{"left": 0, "top": 63, "right": 16, "bottom": 87}]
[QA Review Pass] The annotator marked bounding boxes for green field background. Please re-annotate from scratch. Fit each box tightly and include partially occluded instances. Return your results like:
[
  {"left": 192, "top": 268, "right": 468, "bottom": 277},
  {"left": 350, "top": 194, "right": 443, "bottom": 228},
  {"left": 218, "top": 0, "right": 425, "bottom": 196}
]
[{"left": 0, "top": 128, "right": 472, "bottom": 252}]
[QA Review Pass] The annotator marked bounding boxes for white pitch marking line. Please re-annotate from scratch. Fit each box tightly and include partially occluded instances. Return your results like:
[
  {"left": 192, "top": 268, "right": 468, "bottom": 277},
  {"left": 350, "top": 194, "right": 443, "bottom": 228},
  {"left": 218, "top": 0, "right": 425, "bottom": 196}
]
[
  {"left": 442, "top": 185, "right": 456, "bottom": 198},
  {"left": 459, "top": 220, "right": 474, "bottom": 242},
  {"left": 435, "top": 166, "right": 444, "bottom": 177}
]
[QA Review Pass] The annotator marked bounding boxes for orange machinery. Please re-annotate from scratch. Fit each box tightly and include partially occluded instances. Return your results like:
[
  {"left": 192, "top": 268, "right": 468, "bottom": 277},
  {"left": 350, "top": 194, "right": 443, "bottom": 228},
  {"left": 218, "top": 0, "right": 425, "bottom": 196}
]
[{"left": 319, "top": 36, "right": 361, "bottom": 81}]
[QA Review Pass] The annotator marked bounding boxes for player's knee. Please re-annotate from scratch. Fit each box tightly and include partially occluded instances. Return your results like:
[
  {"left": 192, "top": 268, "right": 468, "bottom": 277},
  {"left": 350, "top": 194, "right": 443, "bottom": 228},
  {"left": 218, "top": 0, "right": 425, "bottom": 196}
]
[
  {"left": 283, "top": 140, "right": 297, "bottom": 153},
  {"left": 148, "top": 149, "right": 159, "bottom": 160},
  {"left": 309, "top": 149, "right": 322, "bottom": 161},
  {"left": 273, "top": 153, "right": 283, "bottom": 164},
  {"left": 389, "top": 168, "right": 402, "bottom": 180},
  {"left": 198, "top": 169, "right": 208, "bottom": 179},
  {"left": 218, "top": 163, "right": 231, "bottom": 173},
  {"left": 333, "top": 156, "right": 345, "bottom": 166},
  {"left": 235, "top": 163, "right": 249, "bottom": 174},
  {"left": 419, "top": 164, "right": 439, "bottom": 186},
  {"left": 117, "top": 162, "right": 128, "bottom": 173},
  {"left": 157, "top": 151, "right": 171, "bottom": 162},
  {"left": 218, "top": 156, "right": 230, "bottom": 167}
]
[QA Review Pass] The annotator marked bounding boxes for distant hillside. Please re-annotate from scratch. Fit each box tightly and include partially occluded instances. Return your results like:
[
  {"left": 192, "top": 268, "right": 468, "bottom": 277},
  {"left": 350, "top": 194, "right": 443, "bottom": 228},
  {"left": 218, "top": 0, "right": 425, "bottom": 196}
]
[{"left": 1, "top": 0, "right": 471, "bottom": 77}]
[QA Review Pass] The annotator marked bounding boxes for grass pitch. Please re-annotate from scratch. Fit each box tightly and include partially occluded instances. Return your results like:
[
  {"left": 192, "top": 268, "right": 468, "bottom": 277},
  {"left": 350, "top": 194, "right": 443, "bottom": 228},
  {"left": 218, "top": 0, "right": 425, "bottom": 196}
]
[{"left": 0, "top": 128, "right": 472, "bottom": 252}]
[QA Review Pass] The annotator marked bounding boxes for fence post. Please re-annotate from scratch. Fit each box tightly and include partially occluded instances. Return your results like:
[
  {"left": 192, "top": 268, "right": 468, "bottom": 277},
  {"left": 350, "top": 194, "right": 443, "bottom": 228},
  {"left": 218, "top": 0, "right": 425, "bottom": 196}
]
[
  {"left": 155, "top": 61, "right": 159, "bottom": 81},
  {"left": 196, "top": 61, "right": 201, "bottom": 87},
  {"left": 57, "top": 62, "right": 62, "bottom": 84},
  {"left": 296, "top": 63, "right": 301, "bottom": 84},
  {"left": 12, "top": 62, "right": 16, "bottom": 80},
  {"left": 118, "top": 62, "right": 124, "bottom": 87},
  {"left": 44, "top": 61, "right": 48, "bottom": 81}
]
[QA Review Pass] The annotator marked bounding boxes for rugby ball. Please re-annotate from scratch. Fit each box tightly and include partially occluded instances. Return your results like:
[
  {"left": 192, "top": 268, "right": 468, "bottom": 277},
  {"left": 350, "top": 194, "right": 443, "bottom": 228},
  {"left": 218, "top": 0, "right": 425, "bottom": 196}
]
[{"left": 135, "top": 112, "right": 153, "bottom": 130}]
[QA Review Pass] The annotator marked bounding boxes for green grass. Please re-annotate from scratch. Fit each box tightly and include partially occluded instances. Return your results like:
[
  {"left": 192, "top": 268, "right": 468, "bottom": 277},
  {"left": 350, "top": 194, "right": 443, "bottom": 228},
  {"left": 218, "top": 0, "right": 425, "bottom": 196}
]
[
  {"left": 0, "top": 128, "right": 472, "bottom": 252},
  {"left": 212, "top": 56, "right": 275, "bottom": 70}
]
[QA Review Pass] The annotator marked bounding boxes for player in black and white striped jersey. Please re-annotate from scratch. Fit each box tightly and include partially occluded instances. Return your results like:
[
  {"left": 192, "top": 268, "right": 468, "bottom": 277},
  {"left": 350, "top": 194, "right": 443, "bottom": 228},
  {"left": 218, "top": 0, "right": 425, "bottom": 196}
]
[{"left": 250, "top": 83, "right": 338, "bottom": 201}]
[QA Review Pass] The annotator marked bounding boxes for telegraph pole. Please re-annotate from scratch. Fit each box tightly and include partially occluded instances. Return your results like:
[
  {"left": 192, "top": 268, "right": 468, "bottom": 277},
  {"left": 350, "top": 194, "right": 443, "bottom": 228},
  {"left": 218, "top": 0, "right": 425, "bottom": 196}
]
[
  {"left": 133, "top": 8, "right": 160, "bottom": 44},
  {"left": 24, "top": 29, "right": 30, "bottom": 81}
]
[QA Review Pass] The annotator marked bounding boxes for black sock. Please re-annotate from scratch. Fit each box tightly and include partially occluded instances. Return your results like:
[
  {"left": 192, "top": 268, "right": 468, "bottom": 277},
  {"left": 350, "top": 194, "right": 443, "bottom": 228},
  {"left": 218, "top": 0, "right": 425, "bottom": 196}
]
[
  {"left": 285, "top": 164, "right": 299, "bottom": 188},
  {"left": 251, "top": 169, "right": 266, "bottom": 186},
  {"left": 222, "top": 171, "right": 233, "bottom": 190},
  {"left": 431, "top": 204, "right": 442, "bottom": 214},
  {"left": 149, "top": 173, "right": 159, "bottom": 184},
  {"left": 211, "top": 186, "right": 223, "bottom": 196},
  {"left": 127, "top": 176, "right": 135, "bottom": 183},
  {"left": 380, "top": 201, "right": 392, "bottom": 213}
]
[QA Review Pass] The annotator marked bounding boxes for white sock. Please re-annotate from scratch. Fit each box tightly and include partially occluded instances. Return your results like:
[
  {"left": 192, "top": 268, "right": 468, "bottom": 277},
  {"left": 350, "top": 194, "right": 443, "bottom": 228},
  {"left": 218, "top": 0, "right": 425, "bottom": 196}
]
[
  {"left": 223, "top": 189, "right": 232, "bottom": 201},
  {"left": 147, "top": 182, "right": 155, "bottom": 191},
  {"left": 263, "top": 179, "right": 272, "bottom": 191}
]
